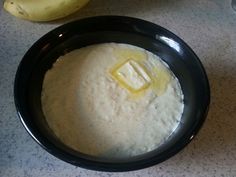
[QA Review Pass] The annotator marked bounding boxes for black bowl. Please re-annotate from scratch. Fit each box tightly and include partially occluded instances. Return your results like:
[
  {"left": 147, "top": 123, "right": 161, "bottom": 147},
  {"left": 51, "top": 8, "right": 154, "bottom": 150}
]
[{"left": 14, "top": 16, "right": 210, "bottom": 172}]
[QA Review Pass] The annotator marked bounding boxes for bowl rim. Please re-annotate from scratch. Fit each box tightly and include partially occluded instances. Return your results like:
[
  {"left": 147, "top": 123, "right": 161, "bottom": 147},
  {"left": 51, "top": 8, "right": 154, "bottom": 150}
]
[{"left": 14, "top": 15, "right": 210, "bottom": 172}]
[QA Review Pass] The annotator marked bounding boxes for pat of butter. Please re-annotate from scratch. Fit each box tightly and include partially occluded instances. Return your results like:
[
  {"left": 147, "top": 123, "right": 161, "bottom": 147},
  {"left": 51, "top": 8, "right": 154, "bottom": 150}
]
[{"left": 110, "top": 59, "right": 151, "bottom": 92}]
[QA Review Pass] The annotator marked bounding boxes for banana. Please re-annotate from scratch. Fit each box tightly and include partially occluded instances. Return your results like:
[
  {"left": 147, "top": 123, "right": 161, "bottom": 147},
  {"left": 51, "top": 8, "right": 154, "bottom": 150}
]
[{"left": 3, "top": 0, "right": 89, "bottom": 21}]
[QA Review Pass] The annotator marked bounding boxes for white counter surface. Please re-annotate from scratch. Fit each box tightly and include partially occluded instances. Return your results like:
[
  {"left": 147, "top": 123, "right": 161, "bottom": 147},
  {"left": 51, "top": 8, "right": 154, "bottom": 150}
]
[{"left": 0, "top": 0, "right": 236, "bottom": 176}]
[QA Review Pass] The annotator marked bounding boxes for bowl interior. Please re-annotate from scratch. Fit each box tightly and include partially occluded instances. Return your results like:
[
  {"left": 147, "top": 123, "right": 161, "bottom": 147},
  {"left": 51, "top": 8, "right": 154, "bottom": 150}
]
[{"left": 14, "top": 16, "right": 210, "bottom": 171}]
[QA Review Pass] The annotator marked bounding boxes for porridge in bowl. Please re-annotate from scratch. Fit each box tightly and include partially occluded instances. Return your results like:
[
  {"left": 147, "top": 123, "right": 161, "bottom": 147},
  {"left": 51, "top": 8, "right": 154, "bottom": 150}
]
[{"left": 41, "top": 43, "right": 184, "bottom": 159}]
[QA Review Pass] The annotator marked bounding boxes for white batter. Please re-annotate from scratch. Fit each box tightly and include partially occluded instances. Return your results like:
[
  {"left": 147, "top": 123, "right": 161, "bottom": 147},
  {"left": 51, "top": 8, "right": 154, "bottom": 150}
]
[{"left": 41, "top": 43, "right": 184, "bottom": 159}]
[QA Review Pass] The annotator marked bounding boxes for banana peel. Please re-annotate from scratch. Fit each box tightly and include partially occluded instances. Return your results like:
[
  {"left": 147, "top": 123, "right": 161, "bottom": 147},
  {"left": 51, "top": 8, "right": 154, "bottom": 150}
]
[{"left": 3, "top": 0, "right": 89, "bottom": 21}]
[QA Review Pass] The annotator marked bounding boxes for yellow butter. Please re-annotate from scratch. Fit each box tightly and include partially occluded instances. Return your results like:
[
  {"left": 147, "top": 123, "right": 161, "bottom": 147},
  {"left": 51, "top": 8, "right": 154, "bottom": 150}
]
[
  {"left": 110, "top": 59, "right": 151, "bottom": 93},
  {"left": 110, "top": 47, "right": 171, "bottom": 96}
]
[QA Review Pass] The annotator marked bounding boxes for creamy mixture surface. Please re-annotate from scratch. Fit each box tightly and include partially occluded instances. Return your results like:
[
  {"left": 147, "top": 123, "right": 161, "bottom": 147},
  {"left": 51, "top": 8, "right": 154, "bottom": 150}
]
[{"left": 41, "top": 43, "right": 184, "bottom": 158}]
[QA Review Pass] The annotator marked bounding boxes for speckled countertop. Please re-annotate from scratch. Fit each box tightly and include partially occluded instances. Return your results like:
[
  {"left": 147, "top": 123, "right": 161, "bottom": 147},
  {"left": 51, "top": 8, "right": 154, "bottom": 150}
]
[{"left": 1, "top": 0, "right": 236, "bottom": 176}]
